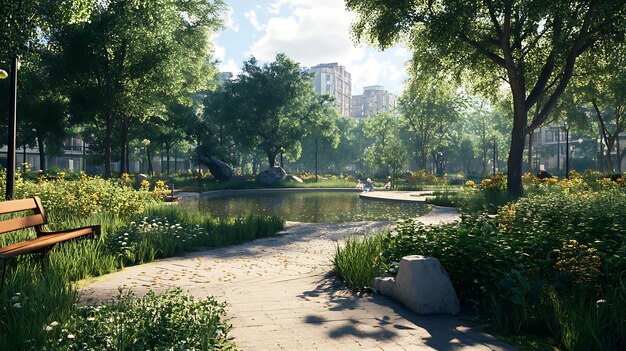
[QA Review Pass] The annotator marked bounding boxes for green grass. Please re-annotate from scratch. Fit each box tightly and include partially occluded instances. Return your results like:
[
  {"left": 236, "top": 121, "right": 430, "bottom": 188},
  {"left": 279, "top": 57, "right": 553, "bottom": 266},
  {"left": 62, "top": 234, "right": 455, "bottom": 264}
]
[
  {"left": 181, "top": 177, "right": 358, "bottom": 192},
  {"left": 333, "top": 233, "right": 387, "bottom": 292}
]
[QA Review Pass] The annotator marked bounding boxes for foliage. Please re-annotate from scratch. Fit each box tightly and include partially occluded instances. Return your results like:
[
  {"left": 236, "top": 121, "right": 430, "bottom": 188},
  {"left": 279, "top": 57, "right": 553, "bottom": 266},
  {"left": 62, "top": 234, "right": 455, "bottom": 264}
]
[
  {"left": 0, "top": 177, "right": 284, "bottom": 350},
  {"left": 399, "top": 72, "right": 462, "bottom": 171},
  {"left": 346, "top": 0, "right": 626, "bottom": 196},
  {"left": 53, "top": 0, "right": 225, "bottom": 177},
  {"left": 210, "top": 54, "right": 323, "bottom": 168},
  {"left": 0, "top": 170, "right": 159, "bottom": 218},
  {"left": 336, "top": 187, "right": 626, "bottom": 350},
  {"left": 40, "top": 288, "right": 234, "bottom": 351}
]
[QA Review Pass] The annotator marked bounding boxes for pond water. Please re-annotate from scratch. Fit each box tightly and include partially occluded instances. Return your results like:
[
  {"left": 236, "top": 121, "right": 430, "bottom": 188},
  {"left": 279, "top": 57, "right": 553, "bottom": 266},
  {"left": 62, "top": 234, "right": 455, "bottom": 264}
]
[{"left": 195, "top": 191, "right": 429, "bottom": 223}]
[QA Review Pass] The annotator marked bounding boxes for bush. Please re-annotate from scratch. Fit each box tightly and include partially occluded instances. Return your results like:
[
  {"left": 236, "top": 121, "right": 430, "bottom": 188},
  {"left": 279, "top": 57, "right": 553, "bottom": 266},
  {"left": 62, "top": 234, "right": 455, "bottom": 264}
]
[
  {"left": 335, "top": 189, "right": 626, "bottom": 350},
  {"left": 40, "top": 289, "right": 234, "bottom": 351}
]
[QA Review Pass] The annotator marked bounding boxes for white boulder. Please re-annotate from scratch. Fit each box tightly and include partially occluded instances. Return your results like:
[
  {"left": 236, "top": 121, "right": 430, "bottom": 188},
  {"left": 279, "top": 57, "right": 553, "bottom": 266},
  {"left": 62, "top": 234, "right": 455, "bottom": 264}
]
[{"left": 376, "top": 255, "right": 460, "bottom": 315}]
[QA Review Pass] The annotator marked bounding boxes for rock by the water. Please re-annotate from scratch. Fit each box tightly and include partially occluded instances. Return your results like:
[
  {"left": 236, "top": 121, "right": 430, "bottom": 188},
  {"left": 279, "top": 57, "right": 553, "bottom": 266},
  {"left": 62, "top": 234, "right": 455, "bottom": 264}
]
[
  {"left": 199, "top": 155, "right": 234, "bottom": 181},
  {"left": 256, "top": 167, "right": 287, "bottom": 184},
  {"left": 285, "top": 174, "right": 304, "bottom": 183},
  {"left": 376, "top": 255, "right": 460, "bottom": 315}
]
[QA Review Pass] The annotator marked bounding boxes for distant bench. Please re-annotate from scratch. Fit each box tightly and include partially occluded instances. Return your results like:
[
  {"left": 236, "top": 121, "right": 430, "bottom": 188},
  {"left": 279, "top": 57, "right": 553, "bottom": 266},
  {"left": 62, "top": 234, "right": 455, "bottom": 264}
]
[{"left": 0, "top": 196, "right": 100, "bottom": 290}]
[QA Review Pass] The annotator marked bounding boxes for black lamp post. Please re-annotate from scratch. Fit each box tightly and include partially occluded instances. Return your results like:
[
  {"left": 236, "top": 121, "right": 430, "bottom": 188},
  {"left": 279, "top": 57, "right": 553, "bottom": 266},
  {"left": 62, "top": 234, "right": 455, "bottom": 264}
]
[
  {"left": 564, "top": 121, "right": 570, "bottom": 179},
  {"left": 492, "top": 136, "right": 497, "bottom": 176},
  {"left": 5, "top": 57, "right": 19, "bottom": 200},
  {"left": 280, "top": 147, "right": 285, "bottom": 169}
]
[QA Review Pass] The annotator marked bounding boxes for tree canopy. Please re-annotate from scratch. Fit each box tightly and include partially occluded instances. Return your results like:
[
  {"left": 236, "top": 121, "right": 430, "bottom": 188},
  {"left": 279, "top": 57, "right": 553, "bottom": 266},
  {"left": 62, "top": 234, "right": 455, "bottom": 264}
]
[{"left": 346, "top": 0, "right": 626, "bottom": 196}]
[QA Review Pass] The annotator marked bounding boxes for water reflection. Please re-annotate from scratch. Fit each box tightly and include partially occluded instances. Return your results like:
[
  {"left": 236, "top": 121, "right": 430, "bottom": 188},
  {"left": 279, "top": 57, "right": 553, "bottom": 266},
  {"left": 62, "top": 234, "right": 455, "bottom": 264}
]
[{"left": 196, "top": 191, "right": 429, "bottom": 223}]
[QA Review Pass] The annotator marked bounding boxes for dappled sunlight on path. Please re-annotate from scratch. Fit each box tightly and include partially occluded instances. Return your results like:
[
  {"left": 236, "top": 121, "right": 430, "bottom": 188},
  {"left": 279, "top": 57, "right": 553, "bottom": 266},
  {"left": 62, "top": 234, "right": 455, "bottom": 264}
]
[{"left": 80, "top": 208, "right": 515, "bottom": 350}]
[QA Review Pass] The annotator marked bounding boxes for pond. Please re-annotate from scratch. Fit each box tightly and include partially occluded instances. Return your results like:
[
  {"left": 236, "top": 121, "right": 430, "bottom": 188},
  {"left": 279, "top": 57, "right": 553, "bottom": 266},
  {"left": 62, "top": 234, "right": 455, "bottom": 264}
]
[{"left": 193, "top": 190, "right": 429, "bottom": 223}]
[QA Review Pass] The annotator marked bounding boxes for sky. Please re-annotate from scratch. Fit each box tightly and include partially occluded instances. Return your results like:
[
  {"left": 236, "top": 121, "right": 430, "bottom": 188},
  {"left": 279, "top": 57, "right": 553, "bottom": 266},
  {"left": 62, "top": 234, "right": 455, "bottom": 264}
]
[{"left": 212, "top": 0, "right": 411, "bottom": 96}]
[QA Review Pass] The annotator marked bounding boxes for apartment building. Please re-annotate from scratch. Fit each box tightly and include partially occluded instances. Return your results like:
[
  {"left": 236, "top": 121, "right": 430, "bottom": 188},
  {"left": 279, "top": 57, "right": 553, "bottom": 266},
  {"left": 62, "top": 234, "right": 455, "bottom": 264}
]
[{"left": 309, "top": 63, "right": 352, "bottom": 117}]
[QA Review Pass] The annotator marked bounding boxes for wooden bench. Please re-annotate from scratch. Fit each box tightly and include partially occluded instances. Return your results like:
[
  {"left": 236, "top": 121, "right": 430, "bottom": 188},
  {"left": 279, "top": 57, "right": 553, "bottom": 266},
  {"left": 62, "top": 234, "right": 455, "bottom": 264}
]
[{"left": 0, "top": 196, "right": 100, "bottom": 290}]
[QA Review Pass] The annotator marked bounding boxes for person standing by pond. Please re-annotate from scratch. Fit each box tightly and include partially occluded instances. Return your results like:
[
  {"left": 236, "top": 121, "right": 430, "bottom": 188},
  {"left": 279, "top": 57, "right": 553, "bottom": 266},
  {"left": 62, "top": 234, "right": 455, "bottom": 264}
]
[{"left": 363, "top": 178, "right": 374, "bottom": 192}]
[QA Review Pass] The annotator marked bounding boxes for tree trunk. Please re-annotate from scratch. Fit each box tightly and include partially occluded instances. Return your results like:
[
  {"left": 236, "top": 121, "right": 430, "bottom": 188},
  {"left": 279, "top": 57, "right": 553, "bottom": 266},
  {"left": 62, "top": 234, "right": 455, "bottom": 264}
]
[
  {"left": 119, "top": 122, "right": 128, "bottom": 174},
  {"left": 160, "top": 150, "right": 164, "bottom": 174},
  {"left": 315, "top": 139, "right": 319, "bottom": 182},
  {"left": 22, "top": 144, "right": 26, "bottom": 173},
  {"left": 104, "top": 114, "right": 113, "bottom": 179},
  {"left": 126, "top": 141, "right": 130, "bottom": 174},
  {"left": 507, "top": 109, "right": 527, "bottom": 198},
  {"left": 617, "top": 138, "right": 622, "bottom": 172},
  {"left": 166, "top": 143, "right": 171, "bottom": 176},
  {"left": 267, "top": 152, "right": 276, "bottom": 168},
  {"left": 174, "top": 148, "right": 178, "bottom": 173},
  {"left": 605, "top": 138, "right": 615, "bottom": 172},
  {"left": 147, "top": 147, "right": 153, "bottom": 175},
  {"left": 527, "top": 131, "right": 534, "bottom": 173},
  {"left": 37, "top": 135, "right": 46, "bottom": 172}
]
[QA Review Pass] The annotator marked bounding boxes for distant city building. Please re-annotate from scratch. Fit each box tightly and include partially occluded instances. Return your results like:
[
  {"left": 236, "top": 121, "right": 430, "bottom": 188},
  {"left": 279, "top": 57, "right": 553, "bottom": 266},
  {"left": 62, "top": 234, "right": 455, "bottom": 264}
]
[
  {"left": 309, "top": 63, "right": 352, "bottom": 117},
  {"left": 351, "top": 85, "right": 397, "bottom": 119}
]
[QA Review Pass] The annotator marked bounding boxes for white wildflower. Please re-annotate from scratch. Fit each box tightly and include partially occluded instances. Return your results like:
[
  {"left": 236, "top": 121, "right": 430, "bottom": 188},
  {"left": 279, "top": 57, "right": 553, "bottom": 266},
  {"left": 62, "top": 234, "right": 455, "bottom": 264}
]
[
  {"left": 13, "top": 303, "right": 21, "bottom": 308},
  {"left": 50, "top": 321, "right": 59, "bottom": 327},
  {"left": 44, "top": 325, "right": 53, "bottom": 332},
  {"left": 67, "top": 334, "right": 75, "bottom": 339}
]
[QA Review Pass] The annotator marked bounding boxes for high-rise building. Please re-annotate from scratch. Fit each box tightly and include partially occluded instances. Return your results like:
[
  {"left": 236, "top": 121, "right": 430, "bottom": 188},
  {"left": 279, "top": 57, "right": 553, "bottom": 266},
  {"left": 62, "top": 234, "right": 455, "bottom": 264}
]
[
  {"left": 351, "top": 85, "right": 397, "bottom": 119},
  {"left": 309, "top": 63, "right": 352, "bottom": 117}
]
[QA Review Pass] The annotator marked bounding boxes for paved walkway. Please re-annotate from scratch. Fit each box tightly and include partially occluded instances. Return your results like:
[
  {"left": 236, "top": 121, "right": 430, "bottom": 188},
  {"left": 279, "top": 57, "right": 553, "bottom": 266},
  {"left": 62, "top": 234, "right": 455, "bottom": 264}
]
[
  {"left": 359, "top": 190, "right": 439, "bottom": 203},
  {"left": 80, "top": 204, "right": 513, "bottom": 350}
]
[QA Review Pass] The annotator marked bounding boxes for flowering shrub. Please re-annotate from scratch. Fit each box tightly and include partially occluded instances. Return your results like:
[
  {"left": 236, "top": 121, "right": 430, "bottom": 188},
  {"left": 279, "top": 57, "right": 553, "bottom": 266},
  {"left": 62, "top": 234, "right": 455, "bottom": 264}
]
[
  {"left": 0, "top": 170, "right": 159, "bottom": 218},
  {"left": 554, "top": 240, "right": 603, "bottom": 287},
  {"left": 406, "top": 169, "right": 443, "bottom": 185},
  {"left": 338, "top": 189, "right": 626, "bottom": 350},
  {"left": 41, "top": 289, "right": 234, "bottom": 350}
]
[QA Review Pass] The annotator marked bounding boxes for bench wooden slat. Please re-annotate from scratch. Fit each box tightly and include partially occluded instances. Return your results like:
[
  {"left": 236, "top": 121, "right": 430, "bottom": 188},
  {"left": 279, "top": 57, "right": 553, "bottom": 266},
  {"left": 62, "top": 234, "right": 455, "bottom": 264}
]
[
  {"left": 0, "top": 214, "right": 46, "bottom": 235},
  {"left": 0, "top": 198, "right": 38, "bottom": 216},
  {"left": 0, "top": 227, "right": 95, "bottom": 258}
]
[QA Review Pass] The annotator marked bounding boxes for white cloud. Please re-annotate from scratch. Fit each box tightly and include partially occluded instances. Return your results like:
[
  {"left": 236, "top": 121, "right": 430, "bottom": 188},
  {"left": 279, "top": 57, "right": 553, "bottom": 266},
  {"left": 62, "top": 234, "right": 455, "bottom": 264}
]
[
  {"left": 213, "top": 41, "right": 225, "bottom": 61},
  {"left": 222, "top": 5, "right": 239, "bottom": 32},
  {"left": 244, "top": 10, "right": 265, "bottom": 31},
  {"left": 244, "top": 0, "right": 408, "bottom": 94}
]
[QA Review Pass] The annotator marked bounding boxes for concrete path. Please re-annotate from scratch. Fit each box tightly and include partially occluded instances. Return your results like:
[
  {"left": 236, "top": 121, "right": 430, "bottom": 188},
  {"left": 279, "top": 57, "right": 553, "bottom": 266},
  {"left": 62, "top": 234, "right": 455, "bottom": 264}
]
[
  {"left": 360, "top": 190, "right": 434, "bottom": 203},
  {"left": 79, "top": 205, "right": 513, "bottom": 351}
]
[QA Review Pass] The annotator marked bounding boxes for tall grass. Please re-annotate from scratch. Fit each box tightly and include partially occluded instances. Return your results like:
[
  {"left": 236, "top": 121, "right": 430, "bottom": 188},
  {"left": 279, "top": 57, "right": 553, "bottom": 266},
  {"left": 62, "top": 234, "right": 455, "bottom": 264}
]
[{"left": 333, "top": 233, "right": 387, "bottom": 292}]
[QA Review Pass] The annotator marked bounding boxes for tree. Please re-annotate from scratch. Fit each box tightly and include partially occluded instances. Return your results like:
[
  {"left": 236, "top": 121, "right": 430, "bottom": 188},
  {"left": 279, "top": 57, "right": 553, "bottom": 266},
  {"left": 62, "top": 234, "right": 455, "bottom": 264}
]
[
  {"left": 399, "top": 74, "right": 461, "bottom": 171},
  {"left": 54, "top": 0, "right": 224, "bottom": 177},
  {"left": 347, "top": 0, "right": 626, "bottom": 197},
  {"left": 575, "top": 41, "right": 626, "bottom": 172},
  {"left": 228, "top": 54, "right": 319, "bottom": 168},
  {"left": 362, "top": 112, "right": 406, "bottom": 177},
  {"left": 303, "top": 95, "right": 340, "bottom": 181}
]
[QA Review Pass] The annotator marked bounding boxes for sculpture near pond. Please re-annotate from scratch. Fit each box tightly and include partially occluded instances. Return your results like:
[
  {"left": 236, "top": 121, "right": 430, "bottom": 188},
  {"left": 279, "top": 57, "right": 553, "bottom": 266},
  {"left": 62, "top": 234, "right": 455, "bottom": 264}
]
[{"left": 199, "top": 155, "right": 234, "bottom": 181}]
